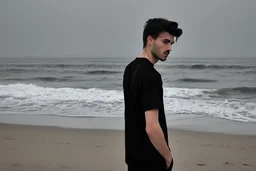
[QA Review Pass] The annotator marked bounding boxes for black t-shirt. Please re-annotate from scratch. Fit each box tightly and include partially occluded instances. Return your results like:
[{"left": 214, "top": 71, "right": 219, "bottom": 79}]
[{"left": 123, "top": 57, "right": 169, "bottom": 167}]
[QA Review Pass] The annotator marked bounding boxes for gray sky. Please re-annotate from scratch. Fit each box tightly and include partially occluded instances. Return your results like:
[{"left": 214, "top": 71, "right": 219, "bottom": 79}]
[{"left": 0, "top": 0, "right": 255, "bottom": 58}]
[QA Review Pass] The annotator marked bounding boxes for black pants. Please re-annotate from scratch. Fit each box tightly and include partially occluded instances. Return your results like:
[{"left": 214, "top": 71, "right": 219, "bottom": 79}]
[{"left": 128, "top": 159, "right": 173, "bottom": 171}]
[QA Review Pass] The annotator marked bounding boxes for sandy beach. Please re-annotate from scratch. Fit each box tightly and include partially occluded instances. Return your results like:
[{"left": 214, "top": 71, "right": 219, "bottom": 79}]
[{"left": 1, "top": 123, "right": 255, "bottom": 171}]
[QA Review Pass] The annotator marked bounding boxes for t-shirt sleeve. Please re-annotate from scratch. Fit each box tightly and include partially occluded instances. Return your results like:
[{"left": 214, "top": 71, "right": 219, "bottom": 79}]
[{"left": 141, "top": 75, "right": 161, "bottom": 112}]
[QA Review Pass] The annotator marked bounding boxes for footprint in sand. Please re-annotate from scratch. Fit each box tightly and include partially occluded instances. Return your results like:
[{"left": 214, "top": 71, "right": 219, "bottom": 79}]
[
  {"left": 11, "top": 163, "right": 19, "bottom": 167},
  {"left": 5, "top": 137, "right": 16, "bottom": 140},
  {"left": 58, "top": 164, "right": 71, "bottom": 169},
  {"left": 224, "top": 162, "right": 234, "bottom": 166}
]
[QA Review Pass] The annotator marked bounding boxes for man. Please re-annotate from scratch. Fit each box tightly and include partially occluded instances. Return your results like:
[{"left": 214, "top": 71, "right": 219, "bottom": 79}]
[{"left": 122, "top": 18, "right": 183, "bottom": 171}]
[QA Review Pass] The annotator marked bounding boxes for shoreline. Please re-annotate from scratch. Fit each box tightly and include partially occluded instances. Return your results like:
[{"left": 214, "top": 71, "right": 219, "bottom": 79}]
[
  {"left": 1, "top": 122, "right": 256, "bottom": 171},
  {"left": 0, "top": 113, "right": 256, "bottom": 136}
]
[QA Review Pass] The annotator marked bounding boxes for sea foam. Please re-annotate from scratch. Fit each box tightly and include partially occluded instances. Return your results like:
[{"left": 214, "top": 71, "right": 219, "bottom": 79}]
[{"left": 0, "top": 83, "right": 255, "bottom": 122}]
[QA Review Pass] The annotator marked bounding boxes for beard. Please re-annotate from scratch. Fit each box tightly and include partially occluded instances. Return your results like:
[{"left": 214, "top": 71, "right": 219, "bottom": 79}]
[{"left": 151, "top": 43, "right": 166, "bottom": 61}]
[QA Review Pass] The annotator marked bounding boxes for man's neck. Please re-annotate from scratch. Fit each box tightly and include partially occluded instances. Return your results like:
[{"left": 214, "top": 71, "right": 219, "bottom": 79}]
[{"left": 140, "top": 48, "right": 158, "bottom": 65}]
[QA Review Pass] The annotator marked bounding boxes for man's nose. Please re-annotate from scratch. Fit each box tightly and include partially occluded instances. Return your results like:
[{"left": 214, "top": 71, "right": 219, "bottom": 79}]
[{"left": 167, "top": 45, "right": 172, "bottom": 51}]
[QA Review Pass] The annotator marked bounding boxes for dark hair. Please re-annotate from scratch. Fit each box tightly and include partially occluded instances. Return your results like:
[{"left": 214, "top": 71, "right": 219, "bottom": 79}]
[{"left": 143, "top": 18, "right": 183, "bottom": 48}]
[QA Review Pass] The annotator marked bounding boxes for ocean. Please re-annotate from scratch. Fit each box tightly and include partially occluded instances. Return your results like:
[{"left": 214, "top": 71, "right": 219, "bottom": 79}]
[{"left": 0, "top": 56, "right": 256, "bottom": 126}]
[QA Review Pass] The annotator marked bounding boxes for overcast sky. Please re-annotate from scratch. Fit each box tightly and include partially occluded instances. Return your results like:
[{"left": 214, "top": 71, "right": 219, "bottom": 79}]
[{"left": 0, "top": 0, "right": 255, "bottom": 58}]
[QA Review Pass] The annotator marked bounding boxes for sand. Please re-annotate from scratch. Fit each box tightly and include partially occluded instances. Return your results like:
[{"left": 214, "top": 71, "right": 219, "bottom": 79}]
[{"left": 0, "top": 123, "right": 255, "bottom": 171}]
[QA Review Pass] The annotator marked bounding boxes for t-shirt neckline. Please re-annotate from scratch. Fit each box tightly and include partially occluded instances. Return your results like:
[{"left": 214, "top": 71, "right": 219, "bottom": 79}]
[{"left": 136, "top": 57, "right": 154, "bottom": 67}]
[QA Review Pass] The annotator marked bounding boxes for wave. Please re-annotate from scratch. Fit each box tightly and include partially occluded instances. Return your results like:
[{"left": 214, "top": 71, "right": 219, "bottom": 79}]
[
  {"left": 177, "top": 78, "right": 217, "bottom": 83},
  {"left": 216, "top": 87, "right": 256, "bottom": 95},
  {"left": 1, "top": 67, "right": 121, "bottom": 75},
  {"left": 0, "top": 83, "right": 213, "bottom": 101},
  {"left": 0, "top": 68, "right": 40, "bottom": 73},
  {"left": 86, "top": 70, "right": 121, "bottom": 74},
  {"left": 0, "top": 64, "right": 124, "bottom": 69},
  {"left": 167, "top": 64, "right": 256, "bottom": 70},
  {"left": 3, "top": 68, "right": 28, "bottom": 72},
  {"left": 0, "top": 83, "right": 255, "bottom": 122},
  {"left": 6, "top": 76, "right": 75, "bottom": 82},
  {"left": 4, "top": 70, "right": 121, "bottom": 78},
  {"left": 243, "top": 70, "right": 256, "bottom": 74},
  {"left": 1, "top": 84, "right": 255, "bottom": 103}
]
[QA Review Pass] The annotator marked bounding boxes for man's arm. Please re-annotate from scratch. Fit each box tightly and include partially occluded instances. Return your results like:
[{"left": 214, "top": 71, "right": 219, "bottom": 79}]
[{"left": 145, "top": 109, "right": 172, "bottom": 167}]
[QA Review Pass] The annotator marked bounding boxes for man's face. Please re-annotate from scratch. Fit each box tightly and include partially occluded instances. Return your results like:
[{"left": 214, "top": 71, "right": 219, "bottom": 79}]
[{"left": 150, "top": 32, "right": 175, "bottom": 61}]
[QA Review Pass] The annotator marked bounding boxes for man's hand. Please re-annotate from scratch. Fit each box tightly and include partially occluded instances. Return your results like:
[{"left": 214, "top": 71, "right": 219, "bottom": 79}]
[{"left": 165, "top": 151, "right": 173, "bottom": 168}]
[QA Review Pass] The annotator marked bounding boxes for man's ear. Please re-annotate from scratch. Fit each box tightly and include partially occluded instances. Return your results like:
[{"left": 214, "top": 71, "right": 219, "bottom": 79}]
[{"left": 147, "top": 35, "right": 153, "bottom": 46}]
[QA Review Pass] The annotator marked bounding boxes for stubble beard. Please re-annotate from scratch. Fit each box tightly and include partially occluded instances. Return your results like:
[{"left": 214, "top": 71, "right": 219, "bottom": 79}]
[{"left": 151, "top": 44, "right": 166, "bottom": 62}]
